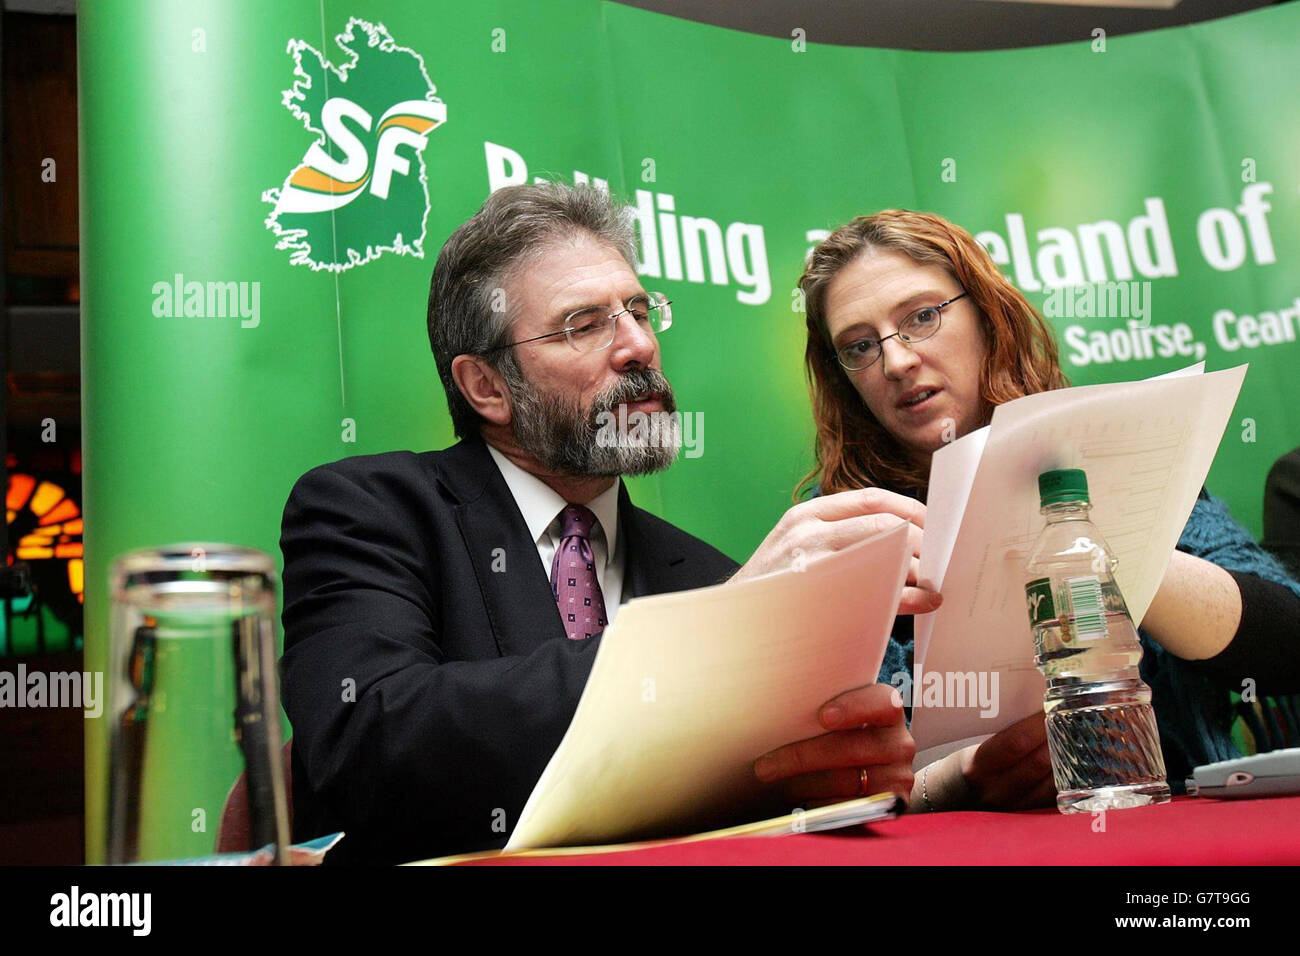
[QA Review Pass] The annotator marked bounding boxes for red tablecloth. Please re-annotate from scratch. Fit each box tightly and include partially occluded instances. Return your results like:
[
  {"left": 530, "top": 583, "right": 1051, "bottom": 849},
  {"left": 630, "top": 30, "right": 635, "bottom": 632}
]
[{"left": 456, "top": 795, "right": 1300, "bottom": 865}]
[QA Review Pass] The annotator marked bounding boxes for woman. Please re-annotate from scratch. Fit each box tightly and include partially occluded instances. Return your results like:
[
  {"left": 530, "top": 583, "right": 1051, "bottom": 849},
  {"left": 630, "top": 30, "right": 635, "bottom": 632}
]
[{"left": 796, "top": 209, "right": 1300, "bottom": 812}]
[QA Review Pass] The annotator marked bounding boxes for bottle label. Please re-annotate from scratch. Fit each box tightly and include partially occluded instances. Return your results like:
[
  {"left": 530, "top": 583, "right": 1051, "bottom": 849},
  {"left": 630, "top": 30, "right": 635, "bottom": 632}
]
[
  {"left": 1066, "top": 575, "right": 1108, "bottom": 640},
  {"left": 1025, "top": 577, "right": 1055, "bottom": 627}
]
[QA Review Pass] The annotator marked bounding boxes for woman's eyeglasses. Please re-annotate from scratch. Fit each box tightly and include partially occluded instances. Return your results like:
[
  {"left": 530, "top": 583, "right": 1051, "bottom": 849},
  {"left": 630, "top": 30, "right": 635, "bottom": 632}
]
[{"left": 833, "top": 292, "right": 968, "bottom": 371}]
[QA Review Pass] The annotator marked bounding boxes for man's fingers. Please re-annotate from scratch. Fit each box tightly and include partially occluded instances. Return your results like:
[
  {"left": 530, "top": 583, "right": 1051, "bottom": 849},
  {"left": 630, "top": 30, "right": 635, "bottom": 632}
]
[
  {"left": 737, "top": 489, "right": 927, "bottom": 584},
  {"left": 805, "top": 488, "right": 927, "bottom": 529},
  {"left": 819, "top": 683, "right": 907, "bottom": 730},
  {"left": 813, "top": 514, "right": 923, "bottom": 559},
  {"left": 865, "top": 765, "right": 915, "bottom": 801},
  {"left": 777, "top": 768, "right": 865, "bottom": 802},
  {"left": 777, "top": 764, "right": 915, "bottom": 803},
  {"left": 754, "top": 723, "right": 914, "bottom": 784},
  {"left": 807, "top": 513, "right": 907, "bottom": 556}
]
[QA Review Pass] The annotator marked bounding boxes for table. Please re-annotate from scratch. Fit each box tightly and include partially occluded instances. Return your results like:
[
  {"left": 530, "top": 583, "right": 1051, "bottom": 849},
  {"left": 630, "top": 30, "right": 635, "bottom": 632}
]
[{"left": 452, "top": 795, "right": 1300, "bottom": 865}]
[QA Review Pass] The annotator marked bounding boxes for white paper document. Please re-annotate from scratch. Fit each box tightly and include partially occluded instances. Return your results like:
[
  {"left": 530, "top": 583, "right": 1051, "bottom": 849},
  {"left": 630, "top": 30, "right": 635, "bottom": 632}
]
[
  {"left": 506, "top": 519, "right": 911, "bottom": 850},
  {"left": 910, "top": 363, "right": 1247, "bottom": 766}
]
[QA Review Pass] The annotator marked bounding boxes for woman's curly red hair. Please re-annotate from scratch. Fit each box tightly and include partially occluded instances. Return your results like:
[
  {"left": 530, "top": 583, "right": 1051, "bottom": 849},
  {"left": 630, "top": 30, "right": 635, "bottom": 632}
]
[{"left": 797, "top": 210, "right": 1069, "bottom": 500}]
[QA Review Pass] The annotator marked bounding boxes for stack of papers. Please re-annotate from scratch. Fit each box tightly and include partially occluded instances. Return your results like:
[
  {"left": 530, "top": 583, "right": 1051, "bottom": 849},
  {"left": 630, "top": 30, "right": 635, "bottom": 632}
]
[
  {"left": 505, "top": 520, "right": 911, "bottom": 850},
  {"left": 502, "top": 362, "right": 1246, "bottom": 848},
  {"left": 413, "top": 793, "right": 904, "bottom": 865},
  {"left": 910, "top": 363, "right": 1247, "bottom": 764}
]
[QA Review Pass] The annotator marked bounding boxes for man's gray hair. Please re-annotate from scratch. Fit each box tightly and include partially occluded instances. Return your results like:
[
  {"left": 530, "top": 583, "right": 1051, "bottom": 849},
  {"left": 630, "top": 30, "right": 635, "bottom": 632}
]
[{"left": 427, "top": 182, "right": 639, "bottom": 437}]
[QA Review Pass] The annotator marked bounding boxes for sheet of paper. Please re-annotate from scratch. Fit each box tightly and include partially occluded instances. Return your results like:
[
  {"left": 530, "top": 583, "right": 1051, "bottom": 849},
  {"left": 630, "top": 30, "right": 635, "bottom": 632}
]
[
  {"left": 909, "top": 364, "right": 1246, "bottom": 762},
  {"left": 914, "top": 424, "right": 988, "bottom": 669},
  {"left": 505, "top": 519, "right": 910, "bottom": 851},
  {"left": 414, "top": 793, "right": 904, "bottom": 866},
  {"left": 913, "top": 362, "right": 1207, "bottom": 674}
]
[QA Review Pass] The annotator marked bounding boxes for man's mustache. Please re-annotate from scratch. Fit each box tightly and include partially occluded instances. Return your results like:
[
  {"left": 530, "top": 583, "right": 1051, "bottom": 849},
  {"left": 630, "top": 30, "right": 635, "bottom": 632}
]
[{"left": 591, "top": 369, "right": 677, "bottom": 420}]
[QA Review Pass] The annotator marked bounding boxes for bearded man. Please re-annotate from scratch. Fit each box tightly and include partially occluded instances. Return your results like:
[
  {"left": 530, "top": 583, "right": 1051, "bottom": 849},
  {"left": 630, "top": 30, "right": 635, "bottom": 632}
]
[{"left": 279, "top": 183, "right": 920, "bottom": 864}]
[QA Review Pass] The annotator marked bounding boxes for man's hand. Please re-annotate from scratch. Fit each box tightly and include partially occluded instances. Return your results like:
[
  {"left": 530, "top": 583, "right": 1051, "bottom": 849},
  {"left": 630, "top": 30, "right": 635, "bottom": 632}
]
[
  {"left": 956, "top": 711, "right": 1055, "bottom": 811},
  {"left": 731, "top": 488, "right": 940, "bottom": 615},
  {"left": 753, "top": 684, "right": 915, "bottom": 803}
]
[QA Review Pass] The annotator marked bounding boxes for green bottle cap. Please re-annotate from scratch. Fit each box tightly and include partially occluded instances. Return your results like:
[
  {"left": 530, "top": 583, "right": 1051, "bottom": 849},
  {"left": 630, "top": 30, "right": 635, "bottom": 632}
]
[{"left": 1038, "top": 468, "right": 1089, "bottom": 505}]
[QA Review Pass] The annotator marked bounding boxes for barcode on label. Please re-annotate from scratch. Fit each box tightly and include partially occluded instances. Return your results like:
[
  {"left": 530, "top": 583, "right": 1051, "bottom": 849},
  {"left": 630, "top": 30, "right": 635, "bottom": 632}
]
[{"left": 1067, "top": 575, "right": 1107, "bottom": 640}]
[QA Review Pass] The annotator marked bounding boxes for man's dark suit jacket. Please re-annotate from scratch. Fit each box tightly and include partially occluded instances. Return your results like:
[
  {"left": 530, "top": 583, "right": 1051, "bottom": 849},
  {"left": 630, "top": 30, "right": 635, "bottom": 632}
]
[{"left": 279, "top": 437, "right": 739, "bottom": 864}]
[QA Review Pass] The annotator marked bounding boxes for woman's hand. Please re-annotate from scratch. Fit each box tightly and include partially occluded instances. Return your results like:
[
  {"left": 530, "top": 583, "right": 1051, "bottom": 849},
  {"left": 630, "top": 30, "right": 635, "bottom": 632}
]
[
  {"left": 733, "top": 488, "right": 940, "bottom": 615},
  {"left": 959, "top": 712, "right": 1056, "bottom": 811},
  {"left": 754, "top": 684, "right": 916, "bottom": 804},
  {"left": 914, "top": 712, "right": 1056, "bottom": 812}
]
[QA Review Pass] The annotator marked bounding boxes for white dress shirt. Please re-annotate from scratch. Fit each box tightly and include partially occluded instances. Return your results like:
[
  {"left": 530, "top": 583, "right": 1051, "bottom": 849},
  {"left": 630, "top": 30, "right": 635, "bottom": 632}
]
[{"left": 486, "top": 444, "right": 625, "bottom": 624}]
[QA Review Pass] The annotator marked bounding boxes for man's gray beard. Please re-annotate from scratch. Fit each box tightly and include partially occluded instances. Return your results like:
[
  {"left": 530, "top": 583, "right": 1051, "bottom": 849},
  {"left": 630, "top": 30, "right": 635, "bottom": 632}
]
[{"left": 505, "top": 368, "right": 681, "bottom": 477}]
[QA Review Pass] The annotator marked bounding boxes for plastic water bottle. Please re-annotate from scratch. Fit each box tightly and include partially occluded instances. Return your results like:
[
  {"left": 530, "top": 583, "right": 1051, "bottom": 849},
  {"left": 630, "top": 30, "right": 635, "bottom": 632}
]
[{"left": 1024, "top": 468, "right": 1172, "bottom": 813}]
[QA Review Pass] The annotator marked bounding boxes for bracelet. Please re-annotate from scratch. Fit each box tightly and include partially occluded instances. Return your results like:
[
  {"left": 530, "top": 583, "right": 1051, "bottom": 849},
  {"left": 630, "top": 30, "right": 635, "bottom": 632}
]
[{"left": 921, "top": 763, "right": 936, "bottom": 812}]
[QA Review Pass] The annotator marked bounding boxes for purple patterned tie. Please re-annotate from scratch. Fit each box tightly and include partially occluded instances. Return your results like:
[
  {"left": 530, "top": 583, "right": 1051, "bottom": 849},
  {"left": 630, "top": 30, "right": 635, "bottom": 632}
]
[{"left": 550, "top": 504, "right": 608, "bottom": 640}]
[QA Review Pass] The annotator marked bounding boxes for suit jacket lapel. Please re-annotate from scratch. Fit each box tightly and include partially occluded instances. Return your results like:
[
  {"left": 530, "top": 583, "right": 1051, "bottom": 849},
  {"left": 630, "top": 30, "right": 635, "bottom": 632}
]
[
  {"left": 619, "top": 483, "right": 689, "bottom": 600},
  {"left": 437, "top": 439, "right": 567, "bottom": 657},
  {"left": 438, "top": 440, "right": 717, "bottom": 654}
]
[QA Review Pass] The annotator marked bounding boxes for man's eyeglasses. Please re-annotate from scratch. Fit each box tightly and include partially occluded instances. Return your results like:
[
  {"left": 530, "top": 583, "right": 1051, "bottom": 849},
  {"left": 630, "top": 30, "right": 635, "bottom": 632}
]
[
  {"left": 480, "top": 293, "right": 673, "bottom": 355},
  {"left": 833, "top": 292, "right": 968, "bottom": 371}
]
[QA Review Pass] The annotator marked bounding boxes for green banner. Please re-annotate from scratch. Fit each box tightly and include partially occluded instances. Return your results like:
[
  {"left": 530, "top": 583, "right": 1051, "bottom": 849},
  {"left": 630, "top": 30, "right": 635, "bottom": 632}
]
[{"left": 79, "top": 0, "right": 1300, "bottom": 859}]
